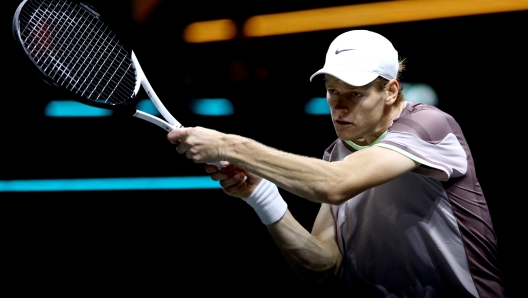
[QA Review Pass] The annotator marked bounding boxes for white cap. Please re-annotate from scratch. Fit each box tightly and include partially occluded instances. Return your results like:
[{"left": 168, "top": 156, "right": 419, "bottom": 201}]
[{"left": 310, "top": 30, "right": 398, "bottom": 86}]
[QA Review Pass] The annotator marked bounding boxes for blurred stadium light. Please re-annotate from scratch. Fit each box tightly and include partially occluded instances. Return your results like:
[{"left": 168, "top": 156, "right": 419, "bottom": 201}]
[
  {"left": 136, "top": 99, "right": 161, "bottom": 116},
  {"left": 189, "top": 98, "right": 235, "bottom": 116},
  {"left": 0, "top": 176, "right": 221, "bottom": 192},
  {"left": 305, "top": 97, "right": 330, "bottom": 115},
  {"left": 180, "top": 0, "right": 528, "bottom": 42},
  {"left": 45, "top": 98, "right": 236, "bottom": 117},
  {"left": 183, "top": 19, "right": 238, "bottom": 43},
  {"left": 401, "top": 83, "right": 439, "bottom": 106},
  {"left": 44, "top": 100, "right": 112, "bottom": 117}
]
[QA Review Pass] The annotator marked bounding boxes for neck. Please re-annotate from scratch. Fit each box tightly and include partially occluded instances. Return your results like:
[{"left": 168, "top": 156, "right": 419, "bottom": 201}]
[
  {"left": 391, "top": 100, "right": 404, "bottom": 121},
  {"left": 354, "top": 101, "right": 404, "bottom": 146}
]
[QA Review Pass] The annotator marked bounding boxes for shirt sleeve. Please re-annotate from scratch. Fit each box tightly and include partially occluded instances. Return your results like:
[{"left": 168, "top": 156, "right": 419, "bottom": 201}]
[{"left": 374, "top": 105, "right": 468, "bottom": 181}]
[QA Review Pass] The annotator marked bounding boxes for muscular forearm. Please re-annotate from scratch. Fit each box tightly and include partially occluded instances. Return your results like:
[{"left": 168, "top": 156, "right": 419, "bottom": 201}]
[
  {"left": 224, "top": 135, "right": 351, "bottom": 204},
  {"left": 266, "top": 209, "right": 341, "bottom": 284}
]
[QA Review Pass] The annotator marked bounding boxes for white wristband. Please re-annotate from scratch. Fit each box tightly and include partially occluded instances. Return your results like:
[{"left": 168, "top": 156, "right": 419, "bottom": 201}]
[{"left": 242, "top": 179, "right": 288, "bottom": 225}]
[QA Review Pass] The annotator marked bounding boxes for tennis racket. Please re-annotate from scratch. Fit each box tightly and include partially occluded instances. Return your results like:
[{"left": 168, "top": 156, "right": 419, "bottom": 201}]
[{"left": 12, "top": 0, "right": 222, "bottom": 169}]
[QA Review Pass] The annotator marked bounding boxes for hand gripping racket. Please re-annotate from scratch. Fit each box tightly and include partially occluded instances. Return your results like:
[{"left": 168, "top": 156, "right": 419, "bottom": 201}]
[{"left": 12, "top": 0, "right": 222, "bottom": 169}]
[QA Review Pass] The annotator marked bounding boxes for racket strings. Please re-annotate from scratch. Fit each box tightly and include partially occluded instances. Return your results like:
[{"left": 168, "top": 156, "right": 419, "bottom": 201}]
[{"left": 17, "top": 0, "right": 138, "bottom": 105}]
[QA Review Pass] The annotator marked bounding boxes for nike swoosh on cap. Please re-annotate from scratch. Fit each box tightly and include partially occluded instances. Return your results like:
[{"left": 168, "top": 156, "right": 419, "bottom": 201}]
[{"left": 335, "top": 48, "right": 354, "bottom": 54}]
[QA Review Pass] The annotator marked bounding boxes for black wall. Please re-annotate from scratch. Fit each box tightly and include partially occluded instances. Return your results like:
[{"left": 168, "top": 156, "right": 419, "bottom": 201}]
[{"left": 3, "top": 1, "right": 525, "bottom": 296}]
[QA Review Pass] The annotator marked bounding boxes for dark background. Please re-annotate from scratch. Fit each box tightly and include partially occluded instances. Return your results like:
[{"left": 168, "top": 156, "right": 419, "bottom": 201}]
[{"left": 3, "top": 0, "right": 525, "bottom": 296}]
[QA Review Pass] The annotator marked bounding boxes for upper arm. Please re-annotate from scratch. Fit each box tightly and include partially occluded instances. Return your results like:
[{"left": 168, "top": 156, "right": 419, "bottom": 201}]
[{"left": 327, "top": 146, "right": 418, "bottom": 204}]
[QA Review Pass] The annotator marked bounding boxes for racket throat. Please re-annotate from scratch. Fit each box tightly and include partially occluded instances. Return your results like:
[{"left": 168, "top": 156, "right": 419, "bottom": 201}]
[{"left": 133, "top": 110, "right": 178, "bottom": 132}]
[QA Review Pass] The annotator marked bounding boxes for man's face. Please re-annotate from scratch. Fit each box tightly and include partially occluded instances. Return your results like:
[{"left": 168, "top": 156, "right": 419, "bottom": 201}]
[{"left": 324, "top": 74, "right": 390, "bottom": 145}]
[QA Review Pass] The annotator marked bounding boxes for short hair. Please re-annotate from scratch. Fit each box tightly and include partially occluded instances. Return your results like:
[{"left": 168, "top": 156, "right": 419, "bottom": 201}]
[{"left": 373, "top": 58, "right": 406, "bottom": 103}]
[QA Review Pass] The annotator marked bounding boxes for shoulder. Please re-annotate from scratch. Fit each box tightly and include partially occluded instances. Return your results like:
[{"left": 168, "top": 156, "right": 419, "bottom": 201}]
[
  {"left": 390, "top": 102, "right": 462, "bottom": 143},
  {"left": 380, "top": 102, "right": 468, "bottom": 179},
  {"left": 397, "top": 102, "right": 455, "bottom": 124}
]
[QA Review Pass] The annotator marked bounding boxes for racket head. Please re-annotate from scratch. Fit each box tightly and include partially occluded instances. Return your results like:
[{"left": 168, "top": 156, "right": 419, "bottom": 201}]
[{"left": 12, "top": 0, "right": 141, "bottom": 111}]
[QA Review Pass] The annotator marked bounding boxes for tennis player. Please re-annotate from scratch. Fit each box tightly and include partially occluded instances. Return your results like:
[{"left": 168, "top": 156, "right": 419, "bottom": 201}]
[{"left": 168, "top": 30, "right": 506, "bottom": 297}]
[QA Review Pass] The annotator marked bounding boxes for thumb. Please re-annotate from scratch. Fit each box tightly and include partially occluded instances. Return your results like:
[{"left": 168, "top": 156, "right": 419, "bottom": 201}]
[{"left": 167, "top": 127, "right": 186, "bottom": 143}]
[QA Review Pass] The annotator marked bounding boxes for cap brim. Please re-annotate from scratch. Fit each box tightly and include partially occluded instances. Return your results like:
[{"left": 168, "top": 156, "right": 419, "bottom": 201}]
[{"left": 310, "top": 65, "right": 379, "bottom": 87}]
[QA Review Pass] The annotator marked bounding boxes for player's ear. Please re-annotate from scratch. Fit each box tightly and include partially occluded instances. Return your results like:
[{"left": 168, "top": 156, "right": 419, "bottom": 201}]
[{"left": 385, "top": 79, "right": 399, "bottom": 105}]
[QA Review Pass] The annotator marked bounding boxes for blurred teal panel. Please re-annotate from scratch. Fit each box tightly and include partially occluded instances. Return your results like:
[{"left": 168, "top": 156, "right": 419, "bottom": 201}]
[
  {"left": 401, "top": 83, "right": 439, "bottom": 106},
  {"left": 305, "top": 97, "right": 330, "bottom": 115},
  {"left": 45, "top": 100, "right": 113, "bottom": 117},
  {"left": 136, "top": 99, "right": 161, "bottom": 115},
  {"left": 0, "top": 177, "right": 221, "bottom": 192},
  {"left": 190, "top": 98, "right": 234, "bottom": 116}
]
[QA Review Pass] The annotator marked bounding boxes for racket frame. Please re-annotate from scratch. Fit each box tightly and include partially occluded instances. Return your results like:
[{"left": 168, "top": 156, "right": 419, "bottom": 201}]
[
  {"left": 13, "top": 0, "right": 223, "bottom": 169},
  {"left": 12, "top": 0, "right": 179, "bottom": 133},
  {"left": 131, "top": 51, "right": 181, "bottom": 132}
]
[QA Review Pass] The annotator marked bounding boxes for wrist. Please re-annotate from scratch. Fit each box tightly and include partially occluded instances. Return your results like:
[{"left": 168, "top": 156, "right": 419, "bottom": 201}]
[{"left": 242, "top": 179, "right": 287, "bottom": 225}]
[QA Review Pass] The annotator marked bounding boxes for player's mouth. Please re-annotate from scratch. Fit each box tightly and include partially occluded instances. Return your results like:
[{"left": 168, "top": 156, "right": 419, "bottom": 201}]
[{"left": 334, "top": 119, "right": 353, "bottom": 126}]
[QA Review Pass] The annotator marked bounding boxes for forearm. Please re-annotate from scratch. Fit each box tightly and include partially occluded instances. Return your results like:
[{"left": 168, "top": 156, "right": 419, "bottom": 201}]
[
  {"left": 224, "top": 135, "right": 348, "bottom": 204},
  {"left": 266, "top": 210, "right": 342, "bottom": 284},
  {"left": 241, "top": 180, "right": 341, "bottom": 284}
]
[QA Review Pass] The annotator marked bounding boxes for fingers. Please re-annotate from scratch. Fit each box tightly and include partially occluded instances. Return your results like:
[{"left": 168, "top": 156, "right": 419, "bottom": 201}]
[
  {"left": 168, "top": 127, "right": 220, "bottom": 164},
  {"left": 167, "top": 127, "right": 186, "bottom": 144},
  {"left": 219, "top": 171, "right": 247, "bottom": 188},
  {"left": 177, "top": 143, "right": 189, "bottom": 155},
  {"left": 167, "top": 128, "right": 195, "bottom": 159},
  {"left": 205, "top": 163, "right": 221, "bottom": 174},
  {"left": 207, "top": 162, "right": 246, "bottom": 187},
  {"left": 205, "top": 161, "right": 261, "bottom": 198},
  {"left": 222, "top": 178, "right": 250, "bottom": 196},
  {"left": 166, "top": 132, "right": 178, "bottom": 145},
  {"left": 209, "top": 163, "right": 241, "bottom": 183}
]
